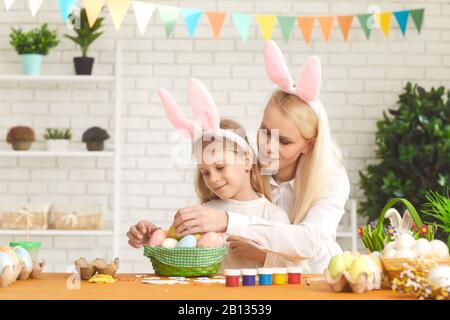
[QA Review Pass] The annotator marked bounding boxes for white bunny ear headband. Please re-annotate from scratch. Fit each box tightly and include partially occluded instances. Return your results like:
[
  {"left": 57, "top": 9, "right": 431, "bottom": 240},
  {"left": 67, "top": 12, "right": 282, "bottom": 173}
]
[
  {"left": 264, "top": 40, "right": 323, "bottom": 117},
  {"left": 158, "top": 78, "right": 253, "bottom": 155}
]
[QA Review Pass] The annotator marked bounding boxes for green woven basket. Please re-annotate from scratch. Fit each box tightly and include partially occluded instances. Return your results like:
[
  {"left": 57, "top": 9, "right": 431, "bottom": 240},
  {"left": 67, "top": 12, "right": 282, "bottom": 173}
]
[{"left": 144, "top": 246, "right": 228, "bottom": 277}]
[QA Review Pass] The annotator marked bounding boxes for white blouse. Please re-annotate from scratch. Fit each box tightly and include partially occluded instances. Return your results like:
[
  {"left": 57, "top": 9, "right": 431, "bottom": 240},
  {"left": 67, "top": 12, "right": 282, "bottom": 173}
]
[{"left": 225, "top": 166, "right": 351, "bottom": 274}]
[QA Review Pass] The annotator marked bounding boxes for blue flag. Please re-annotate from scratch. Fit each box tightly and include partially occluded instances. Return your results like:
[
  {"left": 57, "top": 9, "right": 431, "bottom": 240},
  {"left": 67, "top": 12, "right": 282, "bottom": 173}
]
[
  {"left": 181, "top": 8, "right": 203, "bottom": 37},
  {"left": 393, "top": 10, "right": 409, "bottom": 36},
  {"left": 58, "top": 0, "right": 76, "bottom": 22}
]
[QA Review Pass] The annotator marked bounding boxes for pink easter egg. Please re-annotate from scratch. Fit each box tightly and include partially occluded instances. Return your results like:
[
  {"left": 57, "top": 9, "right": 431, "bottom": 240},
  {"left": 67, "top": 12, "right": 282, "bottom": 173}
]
[
  {"left": 197, "top": 232, "right": 224, "bottom": 248},
  {"left": 149, "top": 229, "right": 168, "bottom": 247}
]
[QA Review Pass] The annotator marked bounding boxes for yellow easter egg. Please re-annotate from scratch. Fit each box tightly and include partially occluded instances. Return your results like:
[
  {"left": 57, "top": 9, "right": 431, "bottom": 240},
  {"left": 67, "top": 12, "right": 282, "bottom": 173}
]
[{"left": 167, "top": 226, "right": 181, "bottom": 240}]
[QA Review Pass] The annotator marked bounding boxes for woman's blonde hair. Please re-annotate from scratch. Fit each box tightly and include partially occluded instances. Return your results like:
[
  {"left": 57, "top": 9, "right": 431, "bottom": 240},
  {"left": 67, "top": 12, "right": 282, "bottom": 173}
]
[
  {"left": 266, "top": 90, "right": 344, "bottom": 224},
  {"left": 195, "top": 119, "right": 272, "bottom": 203}
]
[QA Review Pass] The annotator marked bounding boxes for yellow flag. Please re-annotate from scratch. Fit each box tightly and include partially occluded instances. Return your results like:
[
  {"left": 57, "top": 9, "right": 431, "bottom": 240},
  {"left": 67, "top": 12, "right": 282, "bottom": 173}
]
[
  {"left": 255, "top": 15, "right": 276, "bottom": 40},
  {"left": 376, "top": 12, "right": 392, "bottom": 38},
  {"left": 107, "top": 0, "right": 131, "bottom": 30},
  {"left": 83, "top": 0, "right": 105, "bottom": 28}
]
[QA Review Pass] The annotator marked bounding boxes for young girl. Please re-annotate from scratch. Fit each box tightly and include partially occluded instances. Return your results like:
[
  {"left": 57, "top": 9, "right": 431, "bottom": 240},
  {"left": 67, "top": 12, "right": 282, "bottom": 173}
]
[{"left": 149, "top": 78, "right": 290, "bottom": 269}]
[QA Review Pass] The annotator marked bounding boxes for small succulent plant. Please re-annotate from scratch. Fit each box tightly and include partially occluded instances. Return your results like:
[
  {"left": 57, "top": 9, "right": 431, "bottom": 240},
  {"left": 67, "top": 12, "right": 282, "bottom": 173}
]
[{"left": 44, "top": 128, "right": 72, "bottom": 140}]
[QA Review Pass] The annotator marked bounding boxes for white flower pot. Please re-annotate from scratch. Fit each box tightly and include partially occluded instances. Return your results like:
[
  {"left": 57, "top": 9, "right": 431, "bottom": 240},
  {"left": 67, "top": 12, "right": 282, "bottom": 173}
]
[{"left": 46, "top": 139, "right": 70, "bottom": 152}]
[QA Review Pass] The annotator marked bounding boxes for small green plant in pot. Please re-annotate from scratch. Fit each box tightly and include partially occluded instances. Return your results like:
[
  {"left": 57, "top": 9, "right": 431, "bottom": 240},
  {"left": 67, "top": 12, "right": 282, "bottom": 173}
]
[
  {"left": 6, "top": 126, "right": 36, "bottom": 151},
  {"left": 44, "top": 128, "right": 72, "bottom": 151},
  {"left": 82, "top": 127, "right": 109, "bottom": 151},
  {"left": 65, "top": 8, "right": 104, "bottom": 75},
  {"left": 9, "top": 23, "right": 59, "bottom": 75}
]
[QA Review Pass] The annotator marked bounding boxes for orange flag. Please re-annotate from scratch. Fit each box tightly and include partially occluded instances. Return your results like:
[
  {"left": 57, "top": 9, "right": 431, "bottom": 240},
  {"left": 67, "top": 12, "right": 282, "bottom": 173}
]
[
  {"left": 83, "top": 0, "right": 105, "bottom": 28},
  {"left": 317, "top": 16, "right": 334, "bottom": 41},
  {"left": 206, "top": 12, "right": 226, "bottom": 39},
  {"left": 337, "top": 15, "right": 353, "bottom": 41},
  {"left": 296, "top": 16, "right": 315, "bottom": 43}
]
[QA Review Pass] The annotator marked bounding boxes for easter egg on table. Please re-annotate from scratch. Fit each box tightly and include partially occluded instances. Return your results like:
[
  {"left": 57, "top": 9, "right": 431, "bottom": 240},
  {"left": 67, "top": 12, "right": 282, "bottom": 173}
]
[
  {"left": 167, "top": 226, "right": 181, "bottom": 240},
  {"left": 348, "top": 256, "right": 372, "bottom": 282},
  {"left": 395, "top": 233, "right": 415, "bottom": 250},
  {"left": 342, "top": 252, "right": 357, "bottom": 268},
  {"left": 428, "top": 266, "right": 450, "bottom": 288},
  {"left": 0, "top": 246, "right": 19, "bottom": 265},
  {"left": 327, "top": 255, "right": 347, "bottom": 279},
  {"left": 0, "top": 252, "right": 13, "bottom": 275},
  {"left": 430, "top": 240, "right": 449, "bottom": 258},
  {"left": 382, "top": 242, "right": 396, "bottom": 255},
  {"left": 197, "top": 232, "right": 224, "bottom": 248},
  {"left": 149, "top": 229, "right": 168, "bottom": 247},
  {"left": 395, "top": 248, "right": 416, "bottom": 259},
  {"left": 161, "top": 238, "right": 178, "bottom": 248},
  {"left": 383, "top": 249, "right": 397, "bottom": 258},
  {"left": 413, "top": 238, "right": 432, "bottom": 258},
  {"left": 176, "top": 235, "right": 197, "bottom": 248},
  {"left": 13, "top": 246, "right": 32, "bottom": 271}
]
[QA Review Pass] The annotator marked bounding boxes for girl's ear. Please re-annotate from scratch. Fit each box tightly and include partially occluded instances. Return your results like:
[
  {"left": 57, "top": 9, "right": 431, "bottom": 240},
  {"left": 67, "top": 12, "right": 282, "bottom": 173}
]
[
  {"left": 264, "top": 40, "right": 294, "bottom": 92},
  {"left": 244, "top": 150, "right": 253, "bottom": 172},
  {"left": 295, "top": 56, "right": 321, "bottom": 103},
  {"left": 158, "top": 89, "right": 195, "bottom": 139},
  {"left": 189, "top": 78, "right": 220, "bottom": 130},
  {"left": 303, "top": 138, "right": 316, "bottom": 154}
]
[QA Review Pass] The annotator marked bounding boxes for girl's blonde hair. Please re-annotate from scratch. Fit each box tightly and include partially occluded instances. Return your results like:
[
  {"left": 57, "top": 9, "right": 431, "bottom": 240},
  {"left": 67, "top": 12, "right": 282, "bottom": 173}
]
[
  {"left": 266, "top": 90, "right": 344, "bottom": 224},
  {"left": 195, "top": 119, "right": 272, "bottom": 203}
]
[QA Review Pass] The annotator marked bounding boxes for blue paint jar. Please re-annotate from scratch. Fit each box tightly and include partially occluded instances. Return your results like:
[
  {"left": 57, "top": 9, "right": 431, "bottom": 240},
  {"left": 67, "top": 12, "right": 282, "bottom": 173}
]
[
  {"left": 258, "top": 268, "right": 273, "bottom": 286},
  {"left": 241, "top": 269, "right": 257, "bottom": 286}
]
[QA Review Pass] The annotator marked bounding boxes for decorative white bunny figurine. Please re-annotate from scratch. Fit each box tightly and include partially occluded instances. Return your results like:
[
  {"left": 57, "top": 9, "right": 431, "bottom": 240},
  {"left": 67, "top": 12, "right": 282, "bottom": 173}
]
[{"left": 384, "top": 208, "right": 414, "bottom": 235}]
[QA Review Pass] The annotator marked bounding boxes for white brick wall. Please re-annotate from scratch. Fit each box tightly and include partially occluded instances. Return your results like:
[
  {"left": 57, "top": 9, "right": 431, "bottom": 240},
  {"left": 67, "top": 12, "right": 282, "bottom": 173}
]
[{"left": 0, "top": 0, "right": 449, "bottom": 272}]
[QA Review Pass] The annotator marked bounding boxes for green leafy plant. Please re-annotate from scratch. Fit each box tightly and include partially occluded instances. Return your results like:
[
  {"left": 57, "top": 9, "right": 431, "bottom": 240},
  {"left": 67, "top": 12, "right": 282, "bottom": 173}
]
[
  {"left": 423, "top": 190, "right": 450, "bottom": 247},
  {"left": 6, "top": 126, "right": 35, "bottom": 142},
  {"left": 82, "top": 127, "right": 109, "bottom": 143},
  {"left": 65, "top": 8, "right": 104, "bottom": 57},
  {"left": 44, "top": 128, "right": 72, "bottom": 140},
  {"left": 9, "top": 23, "right": 59, "bottom": 55},
  {"left": 359, "top": 82, "right": 450, "bottom": 242}
]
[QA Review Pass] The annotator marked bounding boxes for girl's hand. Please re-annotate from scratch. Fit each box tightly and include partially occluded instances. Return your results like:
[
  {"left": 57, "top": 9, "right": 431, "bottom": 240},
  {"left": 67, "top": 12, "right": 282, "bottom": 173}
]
[
  {"left": 172, "top": 206, "right": 228, "bottom": 237},
  {"left": 227, "top": 236, "right": 267, "bottom": 265},
  {"left": 127, "top": 220, "right": 159, "bottom": 248}
]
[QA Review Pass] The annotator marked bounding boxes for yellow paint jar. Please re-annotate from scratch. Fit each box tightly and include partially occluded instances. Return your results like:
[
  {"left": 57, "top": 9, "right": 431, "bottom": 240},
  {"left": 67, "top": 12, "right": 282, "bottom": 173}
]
[{"left": 273, "top": 268, "right": 287, "bottom": 285}]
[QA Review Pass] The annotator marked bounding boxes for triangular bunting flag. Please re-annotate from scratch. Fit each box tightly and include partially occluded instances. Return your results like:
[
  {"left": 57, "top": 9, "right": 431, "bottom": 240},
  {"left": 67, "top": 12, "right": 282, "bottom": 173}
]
[
  {"left": 107, "top": 0, "right": 131, "bottom": 31},
  {"left": 231, "top": 13, "right": 252, "bottom": 43},
  {"left": 132, "top": 1, "right": 155, "bottom": 35},
  {"left": 58, "top": 0, "right": 77, "bottom": 22},
  {"left": 296, "top": 16, "right": 315, "bottom": 43},
  {"left": 181, "top": 8, "right": 203, "bottom": 37},
  {"left": 393, "top": 10, "right": 409, "bottom": 36},
  {"left": 376, "top": 12, "right": 391, "bottom": 38},
  {"left": 277, "top": 16, "right": 296, "bottom": 43},
  {"left": 158, "top": 5, "right": 180, "bottom": 37},
  {"left": 83, "top": 0, "right": 105, "bottom": 28},
  {"left": 317, "top": 16, "right": 334, "bottom": 41},
  {"left": 255, "top": 15, "right": 276, "bottom": 40},
  {"left": 337, "top": 15, "right": 353, "bottom": 41},
  {"left": 3, "top": 0, "right": 15, "bottom": 11},
  {"left": 357, "top": 13, "right": 373, "bottom": 39},
  {"left": 410, "top": 8, "right": 424, "bottom": 33},
  {"left": 29, "top": 0, "right": 43, "bottom": 17},
  {"left": 206, "top": 12, "right": 226, "bottom": 40}
]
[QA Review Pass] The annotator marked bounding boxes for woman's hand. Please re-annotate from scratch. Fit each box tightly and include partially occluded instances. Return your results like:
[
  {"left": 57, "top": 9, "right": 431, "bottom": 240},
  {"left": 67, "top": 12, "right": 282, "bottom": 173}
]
[
  {"left": 127, "top": 220, "right": 159, "bottom": 248},
  {"left": 227, "top": 236, "right": 267, "bottom": 265},
  {"left": 172, "top": 206, "right": 228, "bottom": 237}
]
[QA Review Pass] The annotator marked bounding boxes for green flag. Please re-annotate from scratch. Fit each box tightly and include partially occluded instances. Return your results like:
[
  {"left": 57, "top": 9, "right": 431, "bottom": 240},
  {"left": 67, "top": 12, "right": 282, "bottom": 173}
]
[
  {"left": 357, "top": 13, "right": 373, "bottom": 39},
  {"left": 158, "top": 5, "right": 180, "bottom": 37},
  {"left": 410, "top": 8, "right": 424, "bottom": 33},
  {"left": 277, "top": 16, "right": 296, "bottom": 42}
]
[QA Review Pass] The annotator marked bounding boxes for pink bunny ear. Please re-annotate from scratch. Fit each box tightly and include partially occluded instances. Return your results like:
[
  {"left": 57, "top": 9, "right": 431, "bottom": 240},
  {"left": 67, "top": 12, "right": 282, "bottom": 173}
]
[
  {"left": 295, "top": 56, "right": 321, "bottom": 103},
  {"left": 264, "top": 40, "right": 294, "bottom": 92},
  {"left": 158, "top": 89, "right": 195, "bottom": 139},
  {"left": 189, "top": 78, "right": 220, "bottom": 130}
]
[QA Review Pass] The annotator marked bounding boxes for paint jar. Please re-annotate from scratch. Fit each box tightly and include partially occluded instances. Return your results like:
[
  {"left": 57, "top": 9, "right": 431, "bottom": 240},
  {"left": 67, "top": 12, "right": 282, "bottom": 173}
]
[
  {"left": 224, "top": 269, "right": 241, "bottom": 287},
  {"left": 287, "top": 267, "right": 302, "bottom": 284},
  {"left": 241, "top": 269, "right": 257, "bottom": 286},
  {"left": 257, "top": 268, "right": 273, "bottom": 286},
  {"left": 273, "top": 268, "right": 287, "bottom": 285}
]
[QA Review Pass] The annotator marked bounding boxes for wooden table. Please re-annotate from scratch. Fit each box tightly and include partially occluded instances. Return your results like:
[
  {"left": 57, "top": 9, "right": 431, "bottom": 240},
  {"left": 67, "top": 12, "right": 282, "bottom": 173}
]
[{"left": 0, "top": 273, "right": 410, "bottom": 300}]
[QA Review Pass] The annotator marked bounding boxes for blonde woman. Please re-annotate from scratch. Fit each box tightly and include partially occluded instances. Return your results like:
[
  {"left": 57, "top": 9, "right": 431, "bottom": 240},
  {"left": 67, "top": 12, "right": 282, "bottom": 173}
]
[{"left": 128, "top": 41, "right": 350, "bottom": 273}]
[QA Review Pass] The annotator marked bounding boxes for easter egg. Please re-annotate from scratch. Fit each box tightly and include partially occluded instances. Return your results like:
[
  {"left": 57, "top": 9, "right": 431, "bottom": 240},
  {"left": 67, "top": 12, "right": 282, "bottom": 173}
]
[
  {"left": 348, "top": 256, "right": 372, "bottom": 282},
  {"left": 197, "top": 232, "right": 224, "bottom": 248},
  {"left": 341, "top": 252, "right": 356, "bottom": 269},
  {"left": 382, "top": 241, "right": 396, "bottom": 255},
  {"left": 413, "top": 238, "right": 432, "bottom": 258},
  {"left": 13, "top": 246, "right": 33, "bottom": 271},
  {"left": 0, "top": 246, "right": 19, "bottom": 265},
  {"left": 149, "top": 229, "right": 168, "bottom": 247},
  {"left": 428, "top": 266, "right": 450, "bottom": 288},
  {"left": 383, "top": 249, "right": 398, "bottom": 258},
  {"left": 176, "top": 235, "right": 197, "bottom": 248},
  {"left": 395, "top": 233, "right": 415, "bottom": 250},
  {"left": 0, "top": 252, "right": 13, "bottom": 275},
  {"left": 395, "top": 248, "right": 416, "bottom": 259},
  {"left": 194, "top": 233, "right": 202, "bottom": 240},
  {"left": 167, "top": 226, "right": 181, "bottom": 240},
  {"left": 430, "top": 240, "right": 449, "bottom": 258},
  {"left": 327, "top": 255, "right": 347, "bottom": 279},
  {"left": 161, "top": 238, "right": 178, "bottom": 248}
]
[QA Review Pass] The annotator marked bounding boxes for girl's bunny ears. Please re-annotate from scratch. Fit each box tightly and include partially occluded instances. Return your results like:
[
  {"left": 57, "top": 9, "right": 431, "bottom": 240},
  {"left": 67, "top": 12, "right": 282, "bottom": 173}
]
[
  {"left": 264, "top": 40, "right": 322, "bottom": 117},
  {"left": 158, "top": 78, "right": 252, "bottom": 154}
]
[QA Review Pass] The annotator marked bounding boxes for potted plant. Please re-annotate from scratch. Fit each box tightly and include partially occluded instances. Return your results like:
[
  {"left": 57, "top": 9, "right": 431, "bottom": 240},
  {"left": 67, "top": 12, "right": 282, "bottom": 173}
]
[
  {"left": 9, "top": 23, "right": 59, "bottom": 75},
  {"left": 65, "top": 8, "right": 104, "bottom": 75},
  {"left": 6, "top": 126, "right": 36, "bottom": 151},
  {"left": 44, "top": 128, "right": 72, "bottom": 151},
  {"left": 423, "top": 190, "right": 450, "bottom": 248},
  {"left": 82, "top": 127, "right": 109, "bottom": 151}
]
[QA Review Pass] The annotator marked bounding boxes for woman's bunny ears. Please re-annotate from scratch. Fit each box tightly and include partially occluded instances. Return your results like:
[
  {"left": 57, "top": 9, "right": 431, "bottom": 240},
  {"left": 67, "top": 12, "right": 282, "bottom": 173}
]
[{"left": 264, "top": 40, "right": 322, "bottom": 116}]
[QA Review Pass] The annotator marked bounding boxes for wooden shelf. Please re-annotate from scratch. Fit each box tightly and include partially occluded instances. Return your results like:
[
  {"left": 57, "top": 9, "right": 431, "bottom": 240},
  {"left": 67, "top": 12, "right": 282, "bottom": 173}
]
[
  {"left": 0, "top": 75, "right": 115, "bottom": 83},
  {"left": 0, "top": 151, "right": 114, "bottom": 157},
  {"left": 0, "top": 229, "right": 114, "bottom": 236}
]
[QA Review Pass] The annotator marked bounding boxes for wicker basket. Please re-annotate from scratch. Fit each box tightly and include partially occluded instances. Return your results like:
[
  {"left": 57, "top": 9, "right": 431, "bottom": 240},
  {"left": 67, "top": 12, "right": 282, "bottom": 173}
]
[
  {"left": 53, "top": 204, "right": 103, "bottom": 230},
  {"left": 381, "top": 257, "right": 450, "bottom": 283},
  {"left": 0, "top": 204, "right": 49, "bottom": 229},
  {"left": 144, "top": 246, "right": 228, "bottom": 277}
]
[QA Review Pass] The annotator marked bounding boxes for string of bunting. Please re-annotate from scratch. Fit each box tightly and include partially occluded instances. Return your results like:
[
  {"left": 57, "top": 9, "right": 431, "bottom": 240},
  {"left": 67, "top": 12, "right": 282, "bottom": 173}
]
[{"left": 2, "top": 0, "right": 425, "bottom": 42}]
